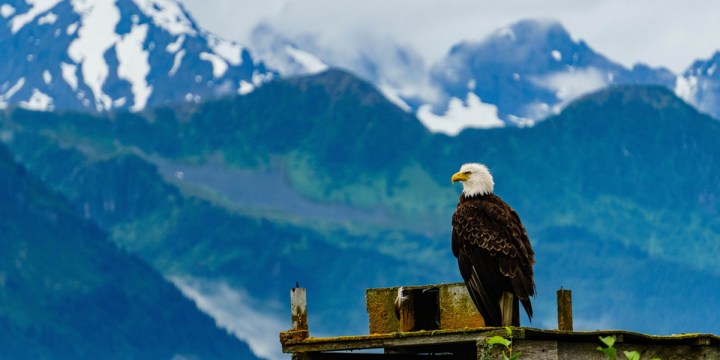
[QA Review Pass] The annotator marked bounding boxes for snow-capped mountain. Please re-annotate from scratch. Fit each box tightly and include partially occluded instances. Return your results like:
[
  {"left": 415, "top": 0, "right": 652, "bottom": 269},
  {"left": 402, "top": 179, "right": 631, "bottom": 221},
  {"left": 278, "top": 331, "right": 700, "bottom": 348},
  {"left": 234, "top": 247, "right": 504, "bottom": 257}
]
[
  {"left": 418, "top": 20, "right": 676, "bottom": 134},
  {"left": 5, "top": 3, "right": 720, "bottom": 134},
  {"left": 0, "top": 0, "right": 274, "bottom": 112},
  {"left": 248, "top": 19, "right": 684, "bottom": 136}
]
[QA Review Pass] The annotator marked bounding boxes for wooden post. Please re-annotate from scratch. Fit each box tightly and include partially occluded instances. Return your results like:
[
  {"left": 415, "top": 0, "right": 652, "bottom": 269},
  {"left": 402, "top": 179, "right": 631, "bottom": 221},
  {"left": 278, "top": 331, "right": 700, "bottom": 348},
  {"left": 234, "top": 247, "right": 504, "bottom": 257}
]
[
  {"left": 280, "top": 286, "right": 310, "bottom": 344},
  {"left": 292, "top": 287, "right": 308, "bottom": 332},
  {"left": 557, "top": 288, "right": 573, "bottom": 331}
]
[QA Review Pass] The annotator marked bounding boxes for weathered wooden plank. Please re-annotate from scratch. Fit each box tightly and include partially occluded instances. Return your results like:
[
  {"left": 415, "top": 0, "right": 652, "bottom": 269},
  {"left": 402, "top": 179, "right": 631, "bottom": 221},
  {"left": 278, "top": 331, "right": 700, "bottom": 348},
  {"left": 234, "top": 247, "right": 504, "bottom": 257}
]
[
  {"left": 367, "top": 287, "right": 400, "bottom": 334},
  {"left": 477, "top": 337, "right": 556, "bottom": 360},
  {"left": 283, "top": 330, "right": 508, "bottom": 353},
  {"left": 302, "top": 352, "right": 456, "bottom": 359},
  {"left": 438, "top": 283, "right": 485, "bottom": 329},
  {"left": 557, "top": 341, "right": 720, "bottom": 360},
  {"left": 514, "top": 340, "right": 558, "bottom": 360},
  {"left": 283, "top": 327, "right": 720, "bottom": 353}
]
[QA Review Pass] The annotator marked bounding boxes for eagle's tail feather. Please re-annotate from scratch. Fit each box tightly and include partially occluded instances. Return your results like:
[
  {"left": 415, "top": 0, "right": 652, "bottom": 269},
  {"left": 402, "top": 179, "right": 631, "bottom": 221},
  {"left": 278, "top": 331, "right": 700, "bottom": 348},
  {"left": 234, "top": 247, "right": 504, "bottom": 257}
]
[
  {"left": 521, "top": 298, "right": 533, "bottom": 322},
  {"left": 500, "top": 292, "right": 515, "bottom": 327}
]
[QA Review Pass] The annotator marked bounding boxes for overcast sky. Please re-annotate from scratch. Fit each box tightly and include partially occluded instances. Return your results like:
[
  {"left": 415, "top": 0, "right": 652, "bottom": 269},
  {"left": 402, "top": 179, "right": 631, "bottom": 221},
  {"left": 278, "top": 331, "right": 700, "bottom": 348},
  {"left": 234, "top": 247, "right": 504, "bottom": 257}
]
[{"left": 176, "top": 0, "right": 720, "bottom": 74}]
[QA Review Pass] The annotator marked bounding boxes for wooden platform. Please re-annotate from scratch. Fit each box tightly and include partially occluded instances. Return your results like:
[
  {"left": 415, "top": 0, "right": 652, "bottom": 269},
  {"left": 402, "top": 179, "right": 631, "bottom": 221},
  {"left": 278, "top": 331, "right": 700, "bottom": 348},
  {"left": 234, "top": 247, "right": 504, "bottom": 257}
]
[
  {"left": 278, "top": 284, "right": 720, "bottom": 359},
  {"left": 281, "top": 327, "right": 720, "bottom": 359}
]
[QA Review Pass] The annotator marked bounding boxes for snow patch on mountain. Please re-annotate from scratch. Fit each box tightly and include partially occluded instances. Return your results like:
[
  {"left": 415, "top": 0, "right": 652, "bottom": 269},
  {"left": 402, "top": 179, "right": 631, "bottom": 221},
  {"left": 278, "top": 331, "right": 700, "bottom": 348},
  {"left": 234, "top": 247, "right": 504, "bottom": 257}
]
[
  {"left": 238, "top": 80, "right": 254, "bottom": 95},
  {"left": 61, "top": 63, "right": 79, "bottom": 91},
  {"left": 20, "top": 89, "right": 54, "bottom": 111},
  {"left": 417, "top": 92, "right": 504, "bottom": 135},
  {"left": 1, "top": 4, "right": 16, "bottom": 18},
  {"left": 200, "top": 52, "right": 229, "bottom": 78},
  {"left": 131, "top": 0, "right": 196, "bottom": 36},
  {"left": 68, "top": 0, "right": 121, "bottom": 111},
  {"left": 252, "top": 71, "right": 271, "bottom": 86},
  {"left": 0, "top": 78, "right": 26, "bottom": 109},
  {"left": 10, "top": 0, "right": 61, "bottom": 33},
  {"left": 551, "top": 50, "right": 562, "bottom": 61},
  {"left": 169, "top": 49, "right": 185, "bottom": 77},
  {"left": 507, "top": 114, "right": 536, "bottom": 127},
  {"left": 37, "top": 11, "right": 57, "bottom": 25},
  {"left": 116, "top": 23, "right": 152, "bottom": 111},
  {"left": 66, "top": 21, "right": 78, "bottom": 35},
  {"left": 207, "top": 35, "right": 244, "bottom": 65},
  {"left": 519, "top": 101, "right": 554, "bottom": 123},
  {"left": 166, "top": 34, "right": 184, "bottom": 53},
  {"left": 43, "top": 70, "right": 52, "bottom": 85}
]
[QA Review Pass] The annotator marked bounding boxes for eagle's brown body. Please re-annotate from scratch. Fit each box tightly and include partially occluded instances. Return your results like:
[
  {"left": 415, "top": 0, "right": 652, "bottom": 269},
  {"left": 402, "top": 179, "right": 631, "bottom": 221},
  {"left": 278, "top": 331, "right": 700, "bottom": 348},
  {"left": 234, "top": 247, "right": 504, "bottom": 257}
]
[{"left": 452, "top": 192, "right": 535, "bottom": 326}]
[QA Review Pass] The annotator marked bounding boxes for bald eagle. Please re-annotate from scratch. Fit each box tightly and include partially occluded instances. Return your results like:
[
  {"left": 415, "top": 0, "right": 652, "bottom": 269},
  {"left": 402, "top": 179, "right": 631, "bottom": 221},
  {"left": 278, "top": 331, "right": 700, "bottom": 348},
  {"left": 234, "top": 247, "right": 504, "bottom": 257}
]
[{"left": 451, "top": 163, "right": 535, "bottom": 327}]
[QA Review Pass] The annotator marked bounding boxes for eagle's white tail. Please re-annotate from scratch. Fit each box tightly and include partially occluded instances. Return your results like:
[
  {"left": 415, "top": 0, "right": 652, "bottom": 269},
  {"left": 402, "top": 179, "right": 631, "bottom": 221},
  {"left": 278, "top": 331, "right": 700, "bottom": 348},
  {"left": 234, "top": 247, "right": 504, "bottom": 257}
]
[{"left": 500, "top": 292, "right": 514, "bottom": 327}]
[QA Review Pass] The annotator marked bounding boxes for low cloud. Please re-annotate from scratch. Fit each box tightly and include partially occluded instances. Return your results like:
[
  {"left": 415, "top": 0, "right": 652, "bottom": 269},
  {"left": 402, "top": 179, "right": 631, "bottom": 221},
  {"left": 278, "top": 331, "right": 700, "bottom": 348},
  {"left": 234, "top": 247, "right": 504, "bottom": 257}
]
[
  {"left": 532, "top": 67, "right": 609, "bottom": 109},
  {"left": 179, "top": 0, "right": 720, "bottom": 74},
  {"left": 170, "top": 276, "right": 288, "bottom": 360}
]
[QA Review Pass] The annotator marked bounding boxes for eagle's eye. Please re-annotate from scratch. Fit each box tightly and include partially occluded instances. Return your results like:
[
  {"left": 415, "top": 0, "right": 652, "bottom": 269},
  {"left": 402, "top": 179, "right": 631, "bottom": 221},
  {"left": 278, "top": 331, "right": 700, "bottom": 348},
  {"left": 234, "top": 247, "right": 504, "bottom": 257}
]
[{"left": 463, "top": 171, "right": 471, "bottom": 175}]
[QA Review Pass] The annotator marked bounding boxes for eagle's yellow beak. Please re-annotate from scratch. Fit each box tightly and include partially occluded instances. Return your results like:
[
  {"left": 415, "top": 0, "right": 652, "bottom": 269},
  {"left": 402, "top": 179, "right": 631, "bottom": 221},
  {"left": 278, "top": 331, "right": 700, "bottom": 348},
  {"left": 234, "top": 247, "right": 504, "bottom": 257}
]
[{"left": 451, "top": 172, "right": 469, "bottom": 183}]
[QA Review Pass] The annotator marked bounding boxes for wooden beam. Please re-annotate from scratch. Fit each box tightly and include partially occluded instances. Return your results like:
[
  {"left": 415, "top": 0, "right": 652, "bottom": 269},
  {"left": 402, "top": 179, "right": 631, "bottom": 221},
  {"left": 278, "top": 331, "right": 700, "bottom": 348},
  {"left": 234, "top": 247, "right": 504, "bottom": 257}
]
[
  {"left": 283, "top": 326, "right": 720, "bottom": 357},
  {"left": 283, "top": 330, "right": 509, "bottom": 353},
  {"left": 514, "top": 340, "right": 559, "bottom": 360},
  {"left": 301, "top": 352, "right": 456, "bottom": 359}
]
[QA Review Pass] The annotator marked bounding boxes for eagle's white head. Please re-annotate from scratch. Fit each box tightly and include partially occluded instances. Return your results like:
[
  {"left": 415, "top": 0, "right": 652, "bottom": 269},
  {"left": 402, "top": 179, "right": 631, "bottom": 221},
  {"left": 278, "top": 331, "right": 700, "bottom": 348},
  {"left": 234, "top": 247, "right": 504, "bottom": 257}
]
[{"left": 451, "top": 163, "right": 494, "bottom": 197}]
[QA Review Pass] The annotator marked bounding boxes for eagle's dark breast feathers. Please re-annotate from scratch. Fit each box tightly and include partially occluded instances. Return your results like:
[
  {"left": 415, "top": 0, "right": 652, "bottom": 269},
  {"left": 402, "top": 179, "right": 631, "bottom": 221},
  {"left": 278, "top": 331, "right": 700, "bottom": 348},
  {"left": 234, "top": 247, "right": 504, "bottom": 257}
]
[{"left": 452, "top": 193, "right": 535, "bottom": 326}]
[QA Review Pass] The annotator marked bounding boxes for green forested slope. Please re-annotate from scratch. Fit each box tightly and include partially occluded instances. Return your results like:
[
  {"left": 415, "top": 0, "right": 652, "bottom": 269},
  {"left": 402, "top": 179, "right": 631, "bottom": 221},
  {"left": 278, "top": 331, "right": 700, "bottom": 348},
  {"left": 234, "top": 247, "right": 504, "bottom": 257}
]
[{"left": 0, "top": 145, "right": 259, "bottom": 359}]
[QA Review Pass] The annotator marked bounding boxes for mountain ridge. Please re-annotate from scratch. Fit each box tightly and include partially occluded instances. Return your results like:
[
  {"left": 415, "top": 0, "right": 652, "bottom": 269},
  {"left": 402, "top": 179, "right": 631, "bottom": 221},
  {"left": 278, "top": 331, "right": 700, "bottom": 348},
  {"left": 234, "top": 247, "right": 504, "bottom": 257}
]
[
  {"left": 247, "top": 18, "right": 720, "bottom": 133},
  {"left": 423, "top": 19, "right": 676, "bottom": 128},
  {"left": 0, "top": 142, "right": 261, "bottom": 359},
  {"left": 6, "top": 3, "right": 720, "bottom": 134}
]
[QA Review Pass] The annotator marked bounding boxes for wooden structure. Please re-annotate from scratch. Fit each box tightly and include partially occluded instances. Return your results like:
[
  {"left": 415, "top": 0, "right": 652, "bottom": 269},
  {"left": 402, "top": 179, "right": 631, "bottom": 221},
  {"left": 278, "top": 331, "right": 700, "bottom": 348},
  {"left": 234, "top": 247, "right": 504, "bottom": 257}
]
[
  {"left": 279, "top": 283, "right": 720, "bottom": 359},
  {"left": 367, "top": 283, "right": 484, "bottom": 334}
]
